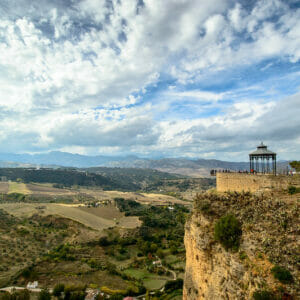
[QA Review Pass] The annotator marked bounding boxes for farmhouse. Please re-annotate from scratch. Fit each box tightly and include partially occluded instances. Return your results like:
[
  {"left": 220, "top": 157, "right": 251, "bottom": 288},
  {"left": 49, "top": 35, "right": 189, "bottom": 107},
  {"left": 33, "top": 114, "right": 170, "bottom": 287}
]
[{"left": 26, "top": 281, "right": 38, "bottom": 289}]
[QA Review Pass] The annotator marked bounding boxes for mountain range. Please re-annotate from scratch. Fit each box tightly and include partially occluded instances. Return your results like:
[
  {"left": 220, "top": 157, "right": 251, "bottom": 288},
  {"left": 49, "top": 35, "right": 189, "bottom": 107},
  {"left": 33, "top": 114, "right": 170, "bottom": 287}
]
[{"left": 0, "top": 151, "right": 290, "bottom": 177}]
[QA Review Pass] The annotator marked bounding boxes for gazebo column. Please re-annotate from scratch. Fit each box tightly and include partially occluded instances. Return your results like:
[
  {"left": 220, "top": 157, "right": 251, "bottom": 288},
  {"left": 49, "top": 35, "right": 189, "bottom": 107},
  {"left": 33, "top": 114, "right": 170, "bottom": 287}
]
[{"left": 274, "top": 155, "right": 277, "bottom": 175}]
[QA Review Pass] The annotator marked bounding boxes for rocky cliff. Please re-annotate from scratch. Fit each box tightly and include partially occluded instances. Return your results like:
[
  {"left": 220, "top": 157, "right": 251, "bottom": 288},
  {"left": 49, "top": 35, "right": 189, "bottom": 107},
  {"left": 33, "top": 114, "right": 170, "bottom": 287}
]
[{"left": 183, "top": 191, "right": 299, "bottom": 300}]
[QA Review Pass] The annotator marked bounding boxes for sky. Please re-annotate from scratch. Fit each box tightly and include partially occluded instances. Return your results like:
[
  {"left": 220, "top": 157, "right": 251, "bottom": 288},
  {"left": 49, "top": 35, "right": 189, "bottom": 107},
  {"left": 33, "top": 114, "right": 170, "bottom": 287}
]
[{"left": 0, "top": 0, "right": 300, "bottom": 161}]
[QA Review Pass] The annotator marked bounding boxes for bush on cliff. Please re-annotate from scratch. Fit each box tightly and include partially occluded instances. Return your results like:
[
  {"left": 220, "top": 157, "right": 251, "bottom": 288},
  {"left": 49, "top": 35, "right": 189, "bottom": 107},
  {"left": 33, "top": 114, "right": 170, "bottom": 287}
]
[
  {"left": 214, "top": 214, "right": 242, "bottom": 251},
  {"left": 271, "top": 265, "right": 293, "bottom": 284},
  {"left": 252, "top": 290, "right": 275, "bottom": 300},
  {"left": 288, "top": 185, "right": 297, "bottom": 195}
]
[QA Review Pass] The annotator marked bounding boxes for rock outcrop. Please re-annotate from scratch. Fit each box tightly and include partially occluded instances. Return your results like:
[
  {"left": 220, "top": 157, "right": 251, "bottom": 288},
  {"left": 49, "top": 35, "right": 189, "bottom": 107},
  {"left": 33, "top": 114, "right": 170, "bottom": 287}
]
[{"left": 183, "top": 191, "right": 299, "bottom": 300}]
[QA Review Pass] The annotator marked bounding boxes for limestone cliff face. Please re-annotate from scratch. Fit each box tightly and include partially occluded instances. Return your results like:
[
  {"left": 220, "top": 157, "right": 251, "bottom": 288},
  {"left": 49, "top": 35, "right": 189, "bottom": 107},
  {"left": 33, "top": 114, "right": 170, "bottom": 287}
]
[
  {"left": 183, "top": 213, "right": 252, "bottom": 300},
  {"left": 183, "top": 192, "right": 299, "bottom": 300}
]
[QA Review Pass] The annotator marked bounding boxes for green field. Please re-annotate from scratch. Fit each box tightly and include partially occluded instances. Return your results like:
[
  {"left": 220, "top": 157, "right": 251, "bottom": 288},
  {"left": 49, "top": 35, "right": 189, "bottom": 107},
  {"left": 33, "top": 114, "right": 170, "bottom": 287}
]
[
  {"left": 124, "top": 268, "right": 170, "bottom": 290},
  {"left": 8, "top": 182, "right": 30, "bottom": 194}
]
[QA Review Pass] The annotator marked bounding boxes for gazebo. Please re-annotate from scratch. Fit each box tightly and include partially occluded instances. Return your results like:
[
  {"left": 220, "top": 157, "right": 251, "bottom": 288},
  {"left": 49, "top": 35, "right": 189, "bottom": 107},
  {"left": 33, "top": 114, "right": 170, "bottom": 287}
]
[{"left": 249, "top": 142, "right": 276, "bottom": 174}]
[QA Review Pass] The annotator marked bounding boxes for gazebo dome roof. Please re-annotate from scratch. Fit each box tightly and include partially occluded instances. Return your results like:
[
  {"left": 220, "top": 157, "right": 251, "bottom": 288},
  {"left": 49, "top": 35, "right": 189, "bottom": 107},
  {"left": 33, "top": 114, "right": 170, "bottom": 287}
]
[{"left": 249, "top": 142, "right": 276, "bottom": 156}]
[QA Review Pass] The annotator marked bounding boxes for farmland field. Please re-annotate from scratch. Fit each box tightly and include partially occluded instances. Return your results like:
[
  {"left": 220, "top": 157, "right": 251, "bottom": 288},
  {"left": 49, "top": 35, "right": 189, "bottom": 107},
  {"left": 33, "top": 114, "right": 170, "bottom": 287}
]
[
  {"left": 8, "top": 182, "right": 30, "bottom": 194},
  {"left": 0, "top": 182, "right": 9, "bottom": 193},
  {"left": 27, "top": 183, "right": 72, "bottom": 194},
  {"left": 124, "top": 268, "right": 170, "bottom": 290},
  {"left": 103, "top": 190, "right": 189, "bottom": 205},
  {"left": 1, "top": 181, "right": 189, "bottom": 206},
  {"left": 78, "top": 205, "right": 123, "bottom": 220},
  {"left": 0, "top": 203, "right": 141, "bottom": 231}
]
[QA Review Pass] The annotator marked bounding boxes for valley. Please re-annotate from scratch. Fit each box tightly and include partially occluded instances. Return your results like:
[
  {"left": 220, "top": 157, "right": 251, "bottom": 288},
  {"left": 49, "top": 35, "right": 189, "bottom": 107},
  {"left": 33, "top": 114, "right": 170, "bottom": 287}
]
[{"left": 0, "top": 169, "right": 199, "bottom": 299}]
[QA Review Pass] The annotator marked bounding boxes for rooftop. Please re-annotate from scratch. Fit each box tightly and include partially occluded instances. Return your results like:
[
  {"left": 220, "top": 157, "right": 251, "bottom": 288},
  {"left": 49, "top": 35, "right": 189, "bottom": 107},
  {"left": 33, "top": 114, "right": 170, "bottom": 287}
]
[{"left": 249, "top": 142, "right": 276, "bottom": 156}]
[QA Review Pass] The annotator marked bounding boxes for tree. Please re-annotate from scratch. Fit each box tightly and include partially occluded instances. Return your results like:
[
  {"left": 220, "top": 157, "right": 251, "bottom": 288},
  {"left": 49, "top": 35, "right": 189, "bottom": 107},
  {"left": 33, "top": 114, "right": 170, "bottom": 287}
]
[
  {"left": 16, "top": 290, "right": 30, "bottom": 300},
  {"left": 53, "top": 284, "right": 65, "bottom": 299},
  {"left": 38, "top": 290, "right": 51, "bottom": 300},
  {"left": 289, "top": 161, "right": 300, "bottom": 172}
]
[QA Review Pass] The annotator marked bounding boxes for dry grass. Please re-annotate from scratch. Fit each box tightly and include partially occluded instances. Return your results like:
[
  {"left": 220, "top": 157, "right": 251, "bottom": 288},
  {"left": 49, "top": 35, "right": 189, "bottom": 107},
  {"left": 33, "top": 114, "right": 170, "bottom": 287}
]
[
  {"left": 27, "top": 183, "right": 72, "bottom": 194},
  {"left": 78, "top": 205, "right": 123, "bottom": 220},
  {"left": 118, "top": 216, "right": 141, "bottom": 228},
  {"left": 8, "top": 182, "right": 30, "bottom": 194},
  {"left": 103, "top": 190, "right": 187, "bottom": 205}
]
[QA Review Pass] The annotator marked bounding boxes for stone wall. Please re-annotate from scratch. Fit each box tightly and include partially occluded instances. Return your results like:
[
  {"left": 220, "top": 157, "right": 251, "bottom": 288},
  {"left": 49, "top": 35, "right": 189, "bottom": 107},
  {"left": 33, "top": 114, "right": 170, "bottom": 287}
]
[{"left": 216, "top": 173, "right": 300, "bottom": 193}]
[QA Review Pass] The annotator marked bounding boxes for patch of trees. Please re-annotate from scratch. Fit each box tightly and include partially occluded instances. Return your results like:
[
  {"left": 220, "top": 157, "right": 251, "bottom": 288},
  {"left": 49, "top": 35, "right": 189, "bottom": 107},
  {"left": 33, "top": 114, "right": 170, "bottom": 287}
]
[
  {"left": 0, "top": 209, "right": 18, "bottom": 229},
  {"left": 45, "top": 244, "right": 75, "bottom": 261},
  {"left": 0, "top": 168, "right": 137, "bottom": 190},
  {"left": 115, "top": 198, "right": 188, "bottom": 230},
  {"left": 0, "top": 289, "right": 30, "bottom": 300},
  {"left": 52, "top": 284, "right": 86, "bottom": 300},
  {"left": 164, "top": 279, "right": 184, "bottom": 292},
  {"left": 85, "top": 167, "right": 181, "bottom": 189},
  {"left": 106, "top": 198, "right": 188, "bottom": 257}
]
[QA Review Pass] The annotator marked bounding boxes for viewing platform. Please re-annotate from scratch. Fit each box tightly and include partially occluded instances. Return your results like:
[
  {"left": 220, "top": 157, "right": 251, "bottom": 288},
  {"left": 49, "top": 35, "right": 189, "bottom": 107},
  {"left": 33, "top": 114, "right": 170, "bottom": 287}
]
[{"left": 214, "top": 143, "right": 299, "bottom": 192}]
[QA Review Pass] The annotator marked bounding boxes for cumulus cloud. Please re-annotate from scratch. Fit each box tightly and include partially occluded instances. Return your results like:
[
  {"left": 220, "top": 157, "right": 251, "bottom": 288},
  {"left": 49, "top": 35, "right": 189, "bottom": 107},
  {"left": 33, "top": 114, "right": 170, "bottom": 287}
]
[{"left": 0, "top": 0, "right": 299, "bottom": 159}]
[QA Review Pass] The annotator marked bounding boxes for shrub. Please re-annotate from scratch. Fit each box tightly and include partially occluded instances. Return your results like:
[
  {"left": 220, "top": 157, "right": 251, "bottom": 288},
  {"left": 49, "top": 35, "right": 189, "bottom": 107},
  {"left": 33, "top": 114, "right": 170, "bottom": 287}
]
[
  {"left": 288, "top": 186, "right": 296, "bottom": 195},
  {"left": 0, "top": 289, "right": 30, "bottom": 300},
  {"left": 105, "top": 262, "right": 118, "bottom": 275},
  {"left": 109, "top": 296, "right": 123, "bottom": 300},
  {"left": 214, "top": 214, "right": 242, "bottom": 251},
  {"left": 239, "top": 251, "right": 247, "bottom": 260},
  {"left": 164, "top": 279, "right": 183, "bottom": 292},
  {"left": 53, "top": 283, "right": 65, "bottom": 298},
  {"left": 38, "top": 290, "right": 51, "bottom": 300},
  {"left": 271, "top": 265, "right": 293, "bottom": 283},
  {"left": 99, "top": 236, "right": 110, "bottom": 246},
  {"left": 100, "top": 287, "right": 126, "bottom": 296},
  {"left": 252, "top": 290, "right": 275, "bottom": 300}
]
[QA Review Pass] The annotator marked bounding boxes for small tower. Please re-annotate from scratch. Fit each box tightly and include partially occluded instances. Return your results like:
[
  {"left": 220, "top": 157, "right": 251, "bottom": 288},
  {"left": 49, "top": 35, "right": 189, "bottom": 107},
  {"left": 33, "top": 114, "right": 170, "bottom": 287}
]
[{"left": 249, "top": 142, "right": 276, "bottom": 174}]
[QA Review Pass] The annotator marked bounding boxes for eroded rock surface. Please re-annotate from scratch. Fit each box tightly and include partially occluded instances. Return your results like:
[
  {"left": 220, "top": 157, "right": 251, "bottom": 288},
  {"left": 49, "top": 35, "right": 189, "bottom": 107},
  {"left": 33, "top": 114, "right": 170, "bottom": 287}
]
[{"left": 183, "top": 192, "right": 299, "bottom": 300}]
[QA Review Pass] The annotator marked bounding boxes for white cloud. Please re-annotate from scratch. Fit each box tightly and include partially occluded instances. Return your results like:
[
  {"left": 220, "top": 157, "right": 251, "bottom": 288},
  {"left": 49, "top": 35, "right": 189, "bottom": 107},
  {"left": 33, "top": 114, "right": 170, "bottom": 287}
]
[{"left": 0, "top": 0, "right": 299, "bottom": 159}]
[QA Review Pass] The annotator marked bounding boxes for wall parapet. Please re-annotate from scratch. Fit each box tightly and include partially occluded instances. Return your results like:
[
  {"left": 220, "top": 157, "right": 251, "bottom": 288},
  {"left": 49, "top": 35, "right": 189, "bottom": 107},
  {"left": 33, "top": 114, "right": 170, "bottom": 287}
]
[{"left": 216, "top": 172, "right": 299, "bottom": 193}]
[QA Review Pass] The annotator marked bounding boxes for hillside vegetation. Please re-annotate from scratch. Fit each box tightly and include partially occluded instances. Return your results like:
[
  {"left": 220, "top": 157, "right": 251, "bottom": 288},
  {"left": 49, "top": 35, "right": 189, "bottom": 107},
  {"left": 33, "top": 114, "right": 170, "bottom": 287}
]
[{"left": 0, "top": 168, "right": 185, "bottom": 191}]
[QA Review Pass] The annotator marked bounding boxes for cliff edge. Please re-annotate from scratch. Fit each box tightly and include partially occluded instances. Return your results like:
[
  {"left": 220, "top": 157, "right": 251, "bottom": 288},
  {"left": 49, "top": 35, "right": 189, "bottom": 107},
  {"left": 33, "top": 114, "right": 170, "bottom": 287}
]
[{"left": 183, "top": 191, "right": 299, "bottom": 299}]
